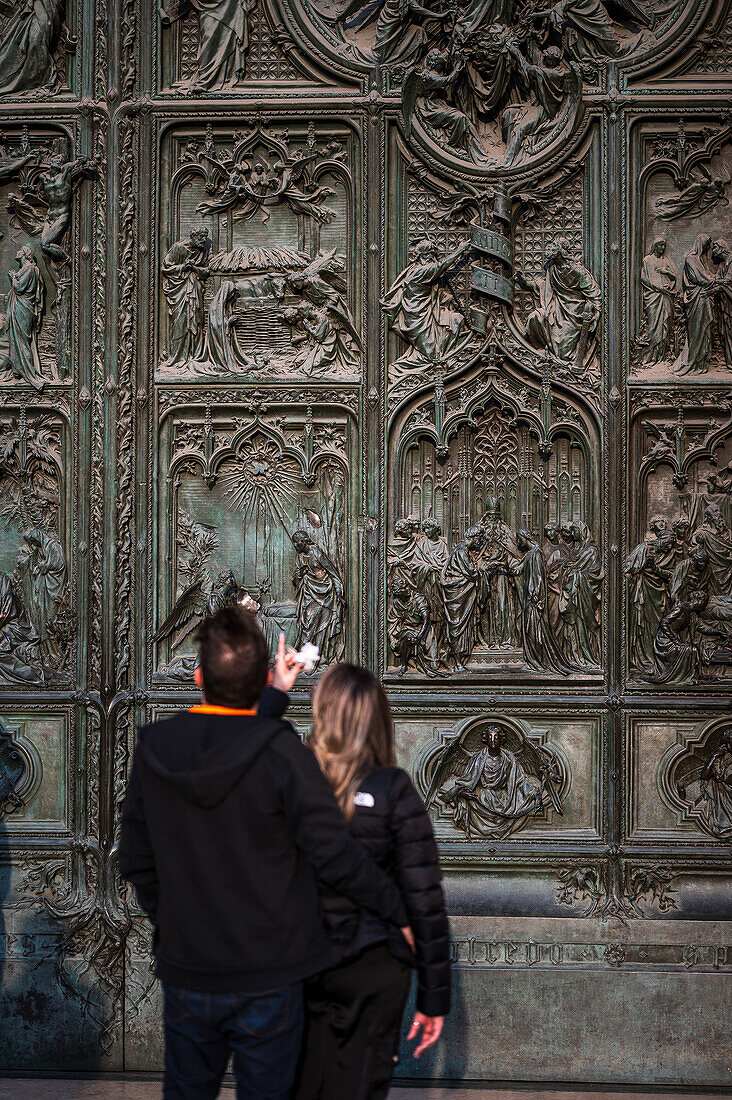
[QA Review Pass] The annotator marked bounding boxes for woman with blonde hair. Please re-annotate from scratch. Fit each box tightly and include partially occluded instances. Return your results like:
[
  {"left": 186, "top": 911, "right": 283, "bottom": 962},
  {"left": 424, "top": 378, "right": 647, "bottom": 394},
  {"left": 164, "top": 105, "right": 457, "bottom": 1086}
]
[{"left": 296, "top": 662, "right": 450, "bottom": 1099}]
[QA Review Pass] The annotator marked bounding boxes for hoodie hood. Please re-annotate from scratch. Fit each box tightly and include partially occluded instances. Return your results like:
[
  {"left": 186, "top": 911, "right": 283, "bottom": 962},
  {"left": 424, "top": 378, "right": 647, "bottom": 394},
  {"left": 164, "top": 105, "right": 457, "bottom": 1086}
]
[{"left": 137, "top": 714, "right": 286, "bottom": 808}]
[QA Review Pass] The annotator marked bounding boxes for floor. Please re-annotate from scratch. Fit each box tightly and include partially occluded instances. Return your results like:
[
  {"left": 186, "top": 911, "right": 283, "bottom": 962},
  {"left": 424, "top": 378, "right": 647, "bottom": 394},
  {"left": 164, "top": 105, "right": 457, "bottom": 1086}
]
[{"left": 0, "top": 1083, "right": 728, "bottom": 1099}]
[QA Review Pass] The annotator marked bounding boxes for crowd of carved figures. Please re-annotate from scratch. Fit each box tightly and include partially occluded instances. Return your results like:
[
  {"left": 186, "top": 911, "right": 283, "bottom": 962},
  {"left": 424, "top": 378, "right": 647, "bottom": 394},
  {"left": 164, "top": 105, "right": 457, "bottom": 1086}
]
[
  {"left": 626, "top": 496, "right": 732, "bottom": 684},
  {"left": 388, "top": 504, "right": 602, "bottom": 675}
]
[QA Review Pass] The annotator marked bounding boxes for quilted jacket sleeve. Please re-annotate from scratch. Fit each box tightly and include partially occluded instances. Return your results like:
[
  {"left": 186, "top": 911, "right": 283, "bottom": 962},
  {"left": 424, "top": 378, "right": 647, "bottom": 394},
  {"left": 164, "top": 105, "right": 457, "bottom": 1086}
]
[{"left": 389, "top": 769, "right": 451, "bottom": 1017}]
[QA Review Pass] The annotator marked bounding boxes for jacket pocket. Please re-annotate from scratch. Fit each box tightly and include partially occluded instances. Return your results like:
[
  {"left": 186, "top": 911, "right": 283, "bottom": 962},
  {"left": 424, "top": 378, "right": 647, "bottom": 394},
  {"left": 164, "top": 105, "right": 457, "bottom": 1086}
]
[{"left": 238, "top": 985, "right": 295, "bottom": 1039}]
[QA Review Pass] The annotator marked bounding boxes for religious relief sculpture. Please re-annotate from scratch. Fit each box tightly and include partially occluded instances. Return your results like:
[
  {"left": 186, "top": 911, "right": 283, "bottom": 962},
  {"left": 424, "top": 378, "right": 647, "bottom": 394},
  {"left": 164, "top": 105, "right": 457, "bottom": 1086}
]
[
  {"left": 0, "top": 0, "right": 73, "bottom": 97},
  {"left": 422, "top": 723, "right": 565, "bottom": 840},
  {"left": 633, "top": 123, "right": 732, "bottom": 381},
  {"left": 627, "top": 501, "right": 732, "bottom": 685},
  {"left": 383, "top": 238, "right": 477, "bottom": 382},
  {"left": 0, "top": 411, "right": 71, "bottom": 684},
  {"left": 640, "top": 239, "right": 678, "bottom": 364},
  {"left": 669, "top": 725, "right": 732, "bottom": 842},
  {"left": 157, "top": 414, "right": 351, "bottom": 678},
  {"left": 0, "top": 135, "right": 97, "bottom": 385},
  {"left": 159, "top": 125, "right": 360, "bottom": 380},
  {"left": 291, "top": 530, "right": 346, "bottom": 664},
  {"left": 516, "top": 236, "right": 601, "bottom": 371},
  {"left": 386, "top": 503, "right": 602, "bottom": 677},
  {"left": 324, "top": 0, "right": 661, "bottom": 166},
  {"left": 161, "top": 0, "right": 257, "bottom": 91}
]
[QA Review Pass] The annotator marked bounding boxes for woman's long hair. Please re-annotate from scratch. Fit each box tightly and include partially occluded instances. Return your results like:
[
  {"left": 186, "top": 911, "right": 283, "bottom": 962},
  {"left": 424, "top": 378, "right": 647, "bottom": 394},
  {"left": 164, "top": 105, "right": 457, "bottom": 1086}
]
[{"left": 309, "top": 663, "right": 396, "bottom": 819}]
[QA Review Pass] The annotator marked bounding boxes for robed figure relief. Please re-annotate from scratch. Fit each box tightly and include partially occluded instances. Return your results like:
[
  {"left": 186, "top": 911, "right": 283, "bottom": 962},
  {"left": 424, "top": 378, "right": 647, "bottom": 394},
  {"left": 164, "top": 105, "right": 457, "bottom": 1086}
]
[
  {"left": 162, "top": 0, "right": 257, "bottom": 90},
  {"left": 518, "top": 237, "right": 601, "bottom": 366},
  {"left": 641, "top": 239, "right": 677, "bottom": 364},
  {"left": 675, "top": 235, "right": 716, "bottom": 375},
  {"left": 161, "top": 227, "right": 211, "bottom": 368},
  {"left": 2, "top": 246, "right": 46, "bottom": 390},
  {"left": 382, "top": 239, "right": 473, "bottom": 378},
  {"left": 291, "top": 530, "right": 347, "bottom": 664},
  {"left": 0, "top": 0, "right": 66, "bottom": 97},
  {"left": 424, "top": 724, "right": 564, "bottom": 840}
]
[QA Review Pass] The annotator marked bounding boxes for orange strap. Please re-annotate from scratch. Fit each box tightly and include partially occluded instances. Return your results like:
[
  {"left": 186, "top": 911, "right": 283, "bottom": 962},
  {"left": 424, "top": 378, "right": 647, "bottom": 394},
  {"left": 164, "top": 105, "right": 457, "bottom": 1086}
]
[{"left": 189, "top": 705, "right": 257, "bottom": 716}]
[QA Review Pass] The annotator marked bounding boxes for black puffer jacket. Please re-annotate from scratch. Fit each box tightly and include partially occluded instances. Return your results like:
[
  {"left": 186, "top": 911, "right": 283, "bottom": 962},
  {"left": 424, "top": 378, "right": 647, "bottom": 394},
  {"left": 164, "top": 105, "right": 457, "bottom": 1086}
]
[{"left": 320, "top": 766, "right": 451, "bottom": 1017}]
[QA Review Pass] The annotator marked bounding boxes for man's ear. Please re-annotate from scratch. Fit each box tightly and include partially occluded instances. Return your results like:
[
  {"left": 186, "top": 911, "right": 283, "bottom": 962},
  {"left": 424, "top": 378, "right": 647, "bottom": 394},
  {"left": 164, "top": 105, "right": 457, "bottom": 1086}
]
[
  {"left": 266, "top": 669, "right": 274, "bottom": 686},
  {"left": 194, "top": 667, "right": 204, "bottom": 690}
]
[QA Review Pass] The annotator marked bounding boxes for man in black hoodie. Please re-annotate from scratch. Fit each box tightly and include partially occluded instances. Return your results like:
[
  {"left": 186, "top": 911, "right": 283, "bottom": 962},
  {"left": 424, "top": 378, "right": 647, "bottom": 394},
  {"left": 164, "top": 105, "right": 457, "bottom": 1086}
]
[{"left": 119, "top": 607, "right": 410, "bottom": 1099}]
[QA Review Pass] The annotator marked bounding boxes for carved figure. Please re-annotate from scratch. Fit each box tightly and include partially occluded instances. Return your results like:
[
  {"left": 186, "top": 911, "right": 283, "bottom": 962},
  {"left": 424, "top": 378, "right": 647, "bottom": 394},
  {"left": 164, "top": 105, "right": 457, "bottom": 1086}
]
[
  {"left": 2, "top": 246, "right": 45, "bottom": 390},
  {"left": 381, "top": 239, "right": 471, "bottom": 374},
  {"left": 412, "top": 518, "right": 449, "bottom": 654},
  {"left": 543, "top": 521, "right": 567, "bottom": 636},
  {"left": 388, "top": 577, "right": 440, "bottom": 676},
  {"left": 675, "top": 234, "right": 716, "bottom": 375},
  {"left": 387, "top": 518, "right": 421, "bottom": 582},
  {"left": 698, "top": 729, "right": 732, "bottom": 841},
  {"left": 625, "top": 518, "right": 674, "bottom": 672},
  {"left": 202, "top": 279, "right": 240, "bottom": 372},
  {"left": 8, "top": 153, "right": 94, "bottom": 265},
  {"left": 560, "top": 521, "right": 602, "bottom": 667},
  {"left": 693, "top": 503, "right": 732, "bottom": 594},
  {"left": 196, "top": 152, "right": 335, "bottom": 223},
  {"left": 711, "top": 238, "right": 732, "bottom": 368},
  {"left": 0, "top": 573, "right": 43, "bottom": 685},
  {"left": 0, "top": 0, "right": 66, "bottom": 96},
  {"left": 17, "top": 527, "right": 66, "bottom": 661},
  {"left": 440, "top": 525, "right": 487, "bottom": 671},
  {"left": 291, "top": 530, "right": 346, "bottom": 663},
  {"left": 477, "top": 497, "right": 519, "bottom": 648},
  {"left": 640, "top": 238, "right": 677, "bottom": 363},
  {"left": 283, "top": 302, "right": 359, "bottom": 377},
  {"left": 402, "top": 49, "right": 474, "bottom": 150},
  {"left": 654, "top": 164, "right": 730, "bottom": 222},
  {"left": 425, "top": 725, "right": 563, "bottom": 840},
  {"left": 670, "top": 546, "right": 713, "bottom": 604},
  {"left": 648, "top": 591, "right": 707, "bottom": 685},
  {"left": 514, "top": 528, "right": 579, "bottom": 674},
  {"left": 371, "top": 0, "right": 446, "bottom": 63},
  {"left": 154, "top": 570, "right": 239, "bottom": 650},
  {"left": 541, "top": 0, "right": 649, "bottom": 61},
  {"left": 161, "top": 227, "right": 210, "bottom": 368},
  {"left": 0, "top": 149, "right": 36, "bottom": 184},
  {"left": 162, "top": 0, "right": 256, "bottom": 89},
  {"left": 519, "top": 237, "right": 601, "bottom": 364},
  {"left": 501, "top": 45, "right": 581, "bottom": 166}
]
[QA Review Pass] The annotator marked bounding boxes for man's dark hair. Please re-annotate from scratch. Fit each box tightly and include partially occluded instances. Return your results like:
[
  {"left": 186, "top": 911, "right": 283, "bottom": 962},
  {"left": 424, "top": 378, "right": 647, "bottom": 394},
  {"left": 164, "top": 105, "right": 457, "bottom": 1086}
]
[{"left": 196, "top": 606, "right": 269, "bottom": 708}]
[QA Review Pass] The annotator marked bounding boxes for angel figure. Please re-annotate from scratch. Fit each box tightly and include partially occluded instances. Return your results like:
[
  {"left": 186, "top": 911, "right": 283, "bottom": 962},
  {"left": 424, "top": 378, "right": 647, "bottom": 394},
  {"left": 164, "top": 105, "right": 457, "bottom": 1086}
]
[
  {"left": 154, "top": 569, "right": 239, "bottom": 656},
  {"left": 654, "top": 163, "right": 730, "bottom": 222},
  {"left": 196, "top": 151, "right": 334, "bottom": 223},
  {"left": 287, "top": 249, "right": 361, "bottom": 346},
  {"left": 642, "top": 421, "right": 676, "bottom": 463},
  {"left": 424, "top": 725, "right": 563, "bottom": 840}
]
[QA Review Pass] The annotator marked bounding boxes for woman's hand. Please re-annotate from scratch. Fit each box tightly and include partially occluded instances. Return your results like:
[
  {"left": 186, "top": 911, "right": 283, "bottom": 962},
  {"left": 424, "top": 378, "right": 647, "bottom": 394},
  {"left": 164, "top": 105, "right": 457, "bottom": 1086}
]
[
  {"left": 408, "top": 1013, "right": 444, "bottom": 1057},
  {"left": 400, "top": 925, "right": 416, "bottom": 953},
  {"left": 271, "top": 633, "right": 302, "bottom": 693}
]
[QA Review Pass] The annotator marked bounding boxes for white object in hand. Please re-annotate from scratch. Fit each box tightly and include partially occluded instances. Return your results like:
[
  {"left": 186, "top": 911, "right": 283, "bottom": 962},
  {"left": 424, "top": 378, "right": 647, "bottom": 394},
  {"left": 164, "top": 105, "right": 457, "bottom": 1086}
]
[{"left": 291, "top": 642, "right": 320, "bottom": 672}]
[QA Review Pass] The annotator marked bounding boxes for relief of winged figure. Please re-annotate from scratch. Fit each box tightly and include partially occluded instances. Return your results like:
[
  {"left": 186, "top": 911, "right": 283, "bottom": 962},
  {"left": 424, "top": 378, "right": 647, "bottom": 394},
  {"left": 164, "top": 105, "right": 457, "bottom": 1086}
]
[
  {"left": 196, "top": 150, "right": 335, "bottom": 223},
  {"left": 154, "top": 569, "right": 240, "bottom": 652},
  {"left": 654, "top": 163, "right": 731, "bottom": 222},
  {"left": 424, "top": 724, "right": 564, "bottom": 840},
  {"left": 287, "top": 249, "right": 361, "bottom": 347}
]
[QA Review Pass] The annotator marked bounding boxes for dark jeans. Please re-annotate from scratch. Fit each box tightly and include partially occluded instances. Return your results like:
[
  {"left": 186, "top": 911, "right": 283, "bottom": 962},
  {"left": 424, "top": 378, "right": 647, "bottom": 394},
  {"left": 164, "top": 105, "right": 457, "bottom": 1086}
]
[
  {"left": 163, "top": 981, "right": 304, "bottom": 1100},
  {"left": 295, "top": 944, "right": 412, "bottom": 1100}
]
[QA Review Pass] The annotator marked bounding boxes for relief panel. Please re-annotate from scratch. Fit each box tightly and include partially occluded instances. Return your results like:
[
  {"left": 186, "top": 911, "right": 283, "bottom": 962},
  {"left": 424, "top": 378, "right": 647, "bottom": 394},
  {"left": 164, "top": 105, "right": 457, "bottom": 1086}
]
[
  {"left": 0, "top": 125, "right": 96, "bottom": 391},
  {"left": 156, "top": 119, "right": 362, "bottom": 384},
  {"left": 153, "top": 400, "right": 357, "bottom": 680},
  {"left": 626, "top": 393, "right": 732, "bottom": 687}
]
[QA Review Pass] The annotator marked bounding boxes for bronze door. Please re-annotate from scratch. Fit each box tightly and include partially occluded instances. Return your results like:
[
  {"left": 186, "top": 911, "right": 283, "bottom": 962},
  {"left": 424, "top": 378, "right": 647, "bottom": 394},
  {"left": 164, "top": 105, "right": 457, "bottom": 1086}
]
[{"left": 0, "top": 0, "right": 730, "bottom": 1081}]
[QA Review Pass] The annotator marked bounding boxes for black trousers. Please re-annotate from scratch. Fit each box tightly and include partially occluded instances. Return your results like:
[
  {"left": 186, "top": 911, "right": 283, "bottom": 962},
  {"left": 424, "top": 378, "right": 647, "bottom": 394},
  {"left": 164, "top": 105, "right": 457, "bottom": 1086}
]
[{"left": 295, "top": 944, "right": 412, "bottom": 1100}]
